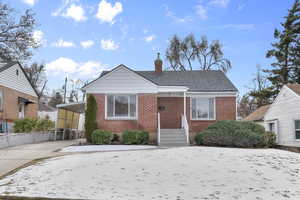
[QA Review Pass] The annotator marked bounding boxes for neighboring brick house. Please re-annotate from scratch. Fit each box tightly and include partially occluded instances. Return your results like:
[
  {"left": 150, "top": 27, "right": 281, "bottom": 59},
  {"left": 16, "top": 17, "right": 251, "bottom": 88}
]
[
  {"left": 82, "top": 54, "right": 238, "bottom": 145},
  {"left": 0, "top": 62, "right": 39, "bottom": 133}
]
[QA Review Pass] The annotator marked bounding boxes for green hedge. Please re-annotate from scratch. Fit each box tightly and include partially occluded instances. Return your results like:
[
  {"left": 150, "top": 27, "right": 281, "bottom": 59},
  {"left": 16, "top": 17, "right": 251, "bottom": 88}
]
[
  {"left": 195, "top": 120, "right": 276, "bottom": 148},
  {"left": 122, "top": 130, "right": 149, "bottom": 145},
  {"left": 91, "top": 130, "right": 113, "bottom": 145},
  {"left": 13, "top": 118, "right": 55, "bottom": 133},
  {"left": 35, "top": 119, "right": 55, "bottom": 131}
]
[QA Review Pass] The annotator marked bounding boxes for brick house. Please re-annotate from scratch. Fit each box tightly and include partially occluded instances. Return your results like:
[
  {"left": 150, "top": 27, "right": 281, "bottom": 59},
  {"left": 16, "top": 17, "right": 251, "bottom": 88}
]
[
  {"left": 0, "top": 62, "right": 39, "bottom": 133},
  {"left": 82, "top": 55, "right": 238, "bottom": 145}
]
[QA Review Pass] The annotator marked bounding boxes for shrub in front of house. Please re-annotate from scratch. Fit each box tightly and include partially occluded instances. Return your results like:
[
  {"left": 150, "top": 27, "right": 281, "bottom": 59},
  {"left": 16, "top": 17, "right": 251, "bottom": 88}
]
[
  {"left": 195, "top": 120, "right": 274, "bottom": 148},
  {"left": 13, "top": 118, "right": 37, "bottom": 133},
  {"left": 35, "top": 119, "right": 55, "bottom": 131},
  {"left": 85, "top": 94, "right": 98, "bottom": 143},
  {"left": 264, "top": 131, "right": 277, "bottom": 147},
  {"left": 14, "top": 118, "right": 56, "bottom": 133},
  {"left": 91, "top": 130, "right": 113, "bottom": 145},
  {"left": 122, "top": 130, "right": 149, "bottom": 145}
]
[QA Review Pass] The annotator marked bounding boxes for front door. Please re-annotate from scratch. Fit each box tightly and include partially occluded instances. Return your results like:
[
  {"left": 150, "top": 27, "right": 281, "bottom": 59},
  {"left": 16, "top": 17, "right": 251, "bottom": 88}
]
[{"left": 158, "top": 97, "right": 183, "bottom": 129}]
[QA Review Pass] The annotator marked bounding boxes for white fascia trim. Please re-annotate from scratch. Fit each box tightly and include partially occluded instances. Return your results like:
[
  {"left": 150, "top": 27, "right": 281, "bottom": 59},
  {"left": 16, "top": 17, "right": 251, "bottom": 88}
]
[
  {"left": 157, "top": 86, "right": 189, "bottom": 93},
  {"left": 285, "top": 85, "right": 300, "bottom": 99},
  {"left": 86, "top": 91, "right": 157, "bottom": 94},
  {"left": 83, "top": 65, "right": 158, "bottom": 91},
  {"left": 188, "top": 91, "right": 238, "bottom": 97}
]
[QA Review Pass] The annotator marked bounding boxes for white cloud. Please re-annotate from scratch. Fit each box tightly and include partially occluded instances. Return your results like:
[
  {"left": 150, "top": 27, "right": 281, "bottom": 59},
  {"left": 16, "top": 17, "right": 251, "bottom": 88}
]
[
  {"left": 52, "top": 0, "right": 87, "bottom": 22},
  {"left": 63, "top": 4, "right": 87, "bottom": 22},
  {"left": 95, "top": 0, "right": 123, "bottom": 24},
  {"left": 33, "top": 30, "right": 46, "bottom": 46},
  {"left": 46, "top": 57, "right": 78, "bottom": 74},
  {"left": 196, "top": 4, "right": 208, "bottom": 20},
  {"left": 164, "top": 5, "right": 192, "bottom": 23},
  {"left": 52, "top": 38, "right": 76, "bottom": 48},
  {"left": 77, "top": 61, "right": 106, "bottom": 77},
  {"left": 218, "top": 24, "right": 255, "bottom": 30},
  {"left": 209, "top": 0, "right": 230, "bottom": 8},
  {"left": 46, "top": 57, "right": 107, "bottom": 78},
  {"left": 80, "top": 40, "right": 95, "bottom": 49},
  {"left": 101, "top": 39, "right": 119, "bottom": 50},
  {"left": 144, "top": 35, "right": 156, "bottom": 43},
  {"left": 22, "top": 0, "right": 38, "bottom": 6}
]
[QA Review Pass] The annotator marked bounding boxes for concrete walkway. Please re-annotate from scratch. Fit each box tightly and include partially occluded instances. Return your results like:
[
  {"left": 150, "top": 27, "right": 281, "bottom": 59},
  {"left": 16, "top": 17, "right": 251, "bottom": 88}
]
[{"left": 0, "top": 139, "right": 82, "bottom": 177}]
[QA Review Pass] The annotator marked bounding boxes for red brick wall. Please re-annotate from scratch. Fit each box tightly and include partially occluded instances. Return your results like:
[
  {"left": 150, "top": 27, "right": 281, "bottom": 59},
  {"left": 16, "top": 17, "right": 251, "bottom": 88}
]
[
  {"left": 93, "top": 94, "right": 157, "bottom": 141},
  {"left": 189, "top": 96, "right": 236, "bottom": 138},
  {"left": 93, "top": 94, "right": 236, "bottom": 142}
]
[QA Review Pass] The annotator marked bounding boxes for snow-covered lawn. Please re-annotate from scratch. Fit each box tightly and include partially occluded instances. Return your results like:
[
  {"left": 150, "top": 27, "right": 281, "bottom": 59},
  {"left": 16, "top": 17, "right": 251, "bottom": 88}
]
[
  {"left": 61, "top": 145, "right": 158, "bottom": 152},
  {"left": 1, "top": 147, "right": 300, "bottom": 200}
]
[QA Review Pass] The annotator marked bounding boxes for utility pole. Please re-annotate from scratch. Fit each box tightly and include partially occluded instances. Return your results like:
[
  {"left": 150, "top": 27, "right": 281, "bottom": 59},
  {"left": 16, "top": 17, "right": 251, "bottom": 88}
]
[{"left": 63, "top": 76, "right": 67, "bottom": 103}]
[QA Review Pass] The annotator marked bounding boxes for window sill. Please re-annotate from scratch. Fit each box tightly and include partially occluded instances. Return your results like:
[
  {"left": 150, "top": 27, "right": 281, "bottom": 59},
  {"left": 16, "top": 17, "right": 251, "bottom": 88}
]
[{"left": 105, "top": 117, "right": 137, "bottom": 121}]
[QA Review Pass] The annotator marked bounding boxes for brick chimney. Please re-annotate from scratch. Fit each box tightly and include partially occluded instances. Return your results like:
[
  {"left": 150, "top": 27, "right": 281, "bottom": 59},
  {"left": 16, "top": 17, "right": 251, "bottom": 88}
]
[{"left": 154, "top": 52, "right": 162, "bottom": 74}]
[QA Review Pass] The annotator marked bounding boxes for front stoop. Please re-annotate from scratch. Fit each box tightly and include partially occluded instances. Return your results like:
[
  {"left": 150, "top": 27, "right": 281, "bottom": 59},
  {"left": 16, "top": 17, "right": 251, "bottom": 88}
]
[{"left": 159, "top": 129, "right": 190, "bottom": 147}]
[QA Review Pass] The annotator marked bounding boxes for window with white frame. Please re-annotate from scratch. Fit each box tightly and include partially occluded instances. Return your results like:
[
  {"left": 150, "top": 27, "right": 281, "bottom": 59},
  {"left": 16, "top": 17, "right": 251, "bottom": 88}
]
[
  {"left": 107, "top": 94, "right": 137, "bottom": 119},
  {"left": 0, "top": 89, "right": 3, "bottom": 112},
  {"left": 191, "top": 97, "right": 215, "bottom": 120},
  {"left": 295, "top": 120, "right": 300, "bottom": 139}
]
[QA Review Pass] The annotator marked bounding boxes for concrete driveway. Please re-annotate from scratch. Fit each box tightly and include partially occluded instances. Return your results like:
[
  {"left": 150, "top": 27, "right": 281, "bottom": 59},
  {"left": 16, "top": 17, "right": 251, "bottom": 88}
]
[{"left": 0, "top": 139, "right": 82, "bottom": 177}]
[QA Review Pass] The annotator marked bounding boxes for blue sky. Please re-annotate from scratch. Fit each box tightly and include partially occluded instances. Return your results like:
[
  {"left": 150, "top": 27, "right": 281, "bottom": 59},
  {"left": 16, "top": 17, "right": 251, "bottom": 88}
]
[{"left": 7, "top": 0, "right": 295, "bottom": 95}]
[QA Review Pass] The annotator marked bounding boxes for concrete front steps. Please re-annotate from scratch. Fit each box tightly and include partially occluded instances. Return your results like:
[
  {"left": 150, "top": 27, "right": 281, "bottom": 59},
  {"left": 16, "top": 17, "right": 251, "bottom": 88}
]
[{"left": 159, "top": 129, "right": 190, "bottom": 147}]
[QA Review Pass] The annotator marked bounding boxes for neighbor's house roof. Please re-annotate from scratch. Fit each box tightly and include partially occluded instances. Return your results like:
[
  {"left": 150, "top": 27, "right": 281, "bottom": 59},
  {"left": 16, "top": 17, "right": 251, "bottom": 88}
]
[
  {"left": 287, "top": 84, "right": 300, "bottom": 96},
  {"left": 97, "top": 65, "right": 238, "bottom": 92},
  {"left": 38, "top": 102, "right": 56, "bottom": 112},
  {"left": 244, "top": 105, "right": 270, "bottom": 122},
  {"left": 0, "top": 61, "right": 39, "bottom": 97}
]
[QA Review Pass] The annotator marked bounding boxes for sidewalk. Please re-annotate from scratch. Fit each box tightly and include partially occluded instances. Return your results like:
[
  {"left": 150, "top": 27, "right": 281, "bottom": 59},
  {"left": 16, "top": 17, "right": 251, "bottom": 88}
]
[{"left": 0, "top": 139, "right": 82, "bottom": 177}]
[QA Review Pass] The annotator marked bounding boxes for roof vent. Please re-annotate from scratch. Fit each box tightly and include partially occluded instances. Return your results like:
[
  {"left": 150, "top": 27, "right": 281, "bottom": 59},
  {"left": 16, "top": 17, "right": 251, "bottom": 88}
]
[{"left": 154, "top": 52, "right": 162, "bottom": 74}]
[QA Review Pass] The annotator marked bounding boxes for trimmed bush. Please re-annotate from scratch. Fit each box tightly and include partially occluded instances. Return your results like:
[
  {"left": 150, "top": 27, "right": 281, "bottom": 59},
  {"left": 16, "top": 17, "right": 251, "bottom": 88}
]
[
  {"left": 13, "top": 118, "right": 37, "bottom": 133},
  {"left": 85, "top": 94, "right": 98, "bottom": 143},
  {"left": 91, "top": 130, "right": 113, "bottom": 145},
  {"left": 35, "top": 119, "right": 55, "bottom": 131},
  {"left": 195, "top": 120, "right": 274, "bottom": 148},
  {"left": 122, "top": 130, "right": 149, "bottom": 145},
  {"left": 14, "top": 118, "right": 56, "bottom": 133}
]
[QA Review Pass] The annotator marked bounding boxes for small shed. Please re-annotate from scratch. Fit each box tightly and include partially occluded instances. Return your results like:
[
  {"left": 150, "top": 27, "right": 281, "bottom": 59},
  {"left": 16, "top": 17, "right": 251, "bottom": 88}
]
[{"left": 55, "top": 102, "right": 85, "bottom": 140}]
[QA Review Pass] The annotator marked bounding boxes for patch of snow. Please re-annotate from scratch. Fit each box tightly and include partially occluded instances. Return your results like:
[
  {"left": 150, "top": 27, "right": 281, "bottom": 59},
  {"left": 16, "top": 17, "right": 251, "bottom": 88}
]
[
  {"left": 60, "top": 145, "right": 158, "bottom": 152},
  {"left": 1, "top": 147, "right": 300, "bottom": 199}
]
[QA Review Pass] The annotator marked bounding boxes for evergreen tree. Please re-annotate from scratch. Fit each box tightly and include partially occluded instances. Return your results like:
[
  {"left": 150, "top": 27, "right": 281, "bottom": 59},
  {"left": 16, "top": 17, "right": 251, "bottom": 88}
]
[
  {"left": 84, "top": 94, "right": 97, "bottom": 143},
  {"left": 265, "top": 0, "right": 300, "bottom": 94}
]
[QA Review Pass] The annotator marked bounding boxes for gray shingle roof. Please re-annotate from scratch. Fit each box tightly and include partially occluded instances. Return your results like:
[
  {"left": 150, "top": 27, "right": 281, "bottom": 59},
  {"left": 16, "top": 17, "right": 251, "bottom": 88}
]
[{"left": 100, "top": 69, "right": 238, "bottom": 92}]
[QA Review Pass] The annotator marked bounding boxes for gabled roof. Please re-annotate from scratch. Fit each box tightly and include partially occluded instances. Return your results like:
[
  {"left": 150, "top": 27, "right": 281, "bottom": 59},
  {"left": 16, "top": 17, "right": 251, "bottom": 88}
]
[
  {"left": 93, "top": 65, "right": 238, "bottom": 92},
  {"left": 0, "top": 61, "right": 39, "bottom": 97},
  {"left": 244, "top": 105, "right": 270, "bottom": 122},
  {"left": 286, "top": 84, "right": 300, "bottom": 96}
]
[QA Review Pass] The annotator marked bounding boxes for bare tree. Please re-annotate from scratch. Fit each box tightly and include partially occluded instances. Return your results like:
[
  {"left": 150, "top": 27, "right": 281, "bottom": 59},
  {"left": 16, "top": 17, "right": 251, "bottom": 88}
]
[
  {"left": 196, "top": 36, "right": 231, "bottom": 72},
  {"left": 248, "top": 65, "right": 274, "bottom": 107},
  {"left": 0, "top": 2, "right": 38, "bottom": 61},
  {"left": 165, "top": 34, "right": 231, "bottom": 72},
  {"left": 165, "top": 35, "right": 183, "bottom": 71},
  {"left": 237, "top": 94, "right": 257, "bottom": 118},
  {"left": 180, "top": 34, "right": 197, "bottom": 70},
  {"left": 24, "top": 62, "right": 47, "bottom": 98}
]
